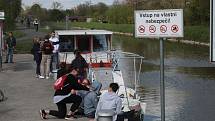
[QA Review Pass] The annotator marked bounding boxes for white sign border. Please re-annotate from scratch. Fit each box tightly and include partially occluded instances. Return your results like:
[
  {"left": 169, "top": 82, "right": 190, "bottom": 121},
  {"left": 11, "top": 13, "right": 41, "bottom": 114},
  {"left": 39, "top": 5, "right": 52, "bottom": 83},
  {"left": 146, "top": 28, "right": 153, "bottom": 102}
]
[{"left": 134, "top": 9, "right": 184, "bottom": 38}]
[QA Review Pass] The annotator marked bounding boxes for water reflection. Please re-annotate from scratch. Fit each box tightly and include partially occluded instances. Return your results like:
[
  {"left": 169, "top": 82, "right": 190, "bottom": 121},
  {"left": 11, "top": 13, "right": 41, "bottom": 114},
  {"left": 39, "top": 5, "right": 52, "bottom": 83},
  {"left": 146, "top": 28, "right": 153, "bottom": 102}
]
[{"left": 113, "top": 35, "right": 215, "bottom": 121}]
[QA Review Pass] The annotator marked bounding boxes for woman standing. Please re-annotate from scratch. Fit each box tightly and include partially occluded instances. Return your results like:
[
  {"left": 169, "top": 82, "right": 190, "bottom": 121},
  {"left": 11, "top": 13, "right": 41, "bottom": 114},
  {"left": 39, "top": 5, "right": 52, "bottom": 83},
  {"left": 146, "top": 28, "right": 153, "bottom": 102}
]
[{"left": 31, "top": 37, "right": 42, "bottom": 78}]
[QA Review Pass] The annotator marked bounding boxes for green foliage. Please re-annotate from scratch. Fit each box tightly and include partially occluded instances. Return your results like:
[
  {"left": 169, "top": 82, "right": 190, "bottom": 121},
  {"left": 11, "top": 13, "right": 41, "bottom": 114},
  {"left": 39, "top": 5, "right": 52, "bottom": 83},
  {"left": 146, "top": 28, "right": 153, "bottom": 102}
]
[
  {"left": 184, "top": 25, "right": 209, "bottom": 43},
  {"left": 75, "top": 1, "right": 92, "bottom": 16},
  {"left": 49, "top": 9, "right": 65, "bottom": 22},
  {"left": 29, "top": 4, "right": 48, "bottom": 21},
  {"left": 106, "top": 5, "right": 133, "bottom": 24},
  {"left": 186, "top": 0, "right": 210, "bottom": 25},
  {"left": 51, "top": 1, "right": 63, "bottom": 10},
  {"left": 0, "top": 0, "right": 22, "bottom": 30}
]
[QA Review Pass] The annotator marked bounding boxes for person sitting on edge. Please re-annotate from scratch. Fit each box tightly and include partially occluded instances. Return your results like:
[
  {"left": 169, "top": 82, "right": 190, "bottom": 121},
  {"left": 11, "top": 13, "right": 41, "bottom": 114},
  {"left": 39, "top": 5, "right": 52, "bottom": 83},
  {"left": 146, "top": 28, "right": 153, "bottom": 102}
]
[
  {"left": 76, "top": 79, "right": 102, "bottom": 121},
  {"left": 95, "top": 83, "right": 122, "bottom": 121},
  {"left": 40, "top": 67, "right": 90, "bottom": 120},
  {"left": 71, "top": 49, "right": 88, "bottom": 78}
]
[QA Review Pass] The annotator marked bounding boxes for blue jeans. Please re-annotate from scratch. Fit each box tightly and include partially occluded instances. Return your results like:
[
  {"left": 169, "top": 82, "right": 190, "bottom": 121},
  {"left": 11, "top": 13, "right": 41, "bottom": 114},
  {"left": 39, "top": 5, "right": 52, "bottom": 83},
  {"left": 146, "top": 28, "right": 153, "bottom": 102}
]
[
  {"left": 51, "top": 52, "right": 59, "bottom": 71},
  {"left": 5, "top": 48, "right": 14, "bottom": 63}
]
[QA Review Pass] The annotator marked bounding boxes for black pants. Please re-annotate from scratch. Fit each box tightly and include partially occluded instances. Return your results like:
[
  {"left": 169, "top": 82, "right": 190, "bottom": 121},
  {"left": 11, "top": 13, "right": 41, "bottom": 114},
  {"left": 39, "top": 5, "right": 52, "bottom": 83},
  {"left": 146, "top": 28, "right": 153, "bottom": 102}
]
[
  {"left": 36, "top": 62, "right": 41, "bottom": 75},
  {"left": 35, "top": 53, "right": 42, "bottom": 75},
  {"left": 49, "top": 94, "right": 82, "bottom": 119},
  {"left": 116, "top": 110, "right": 135, "bottom": 121}
]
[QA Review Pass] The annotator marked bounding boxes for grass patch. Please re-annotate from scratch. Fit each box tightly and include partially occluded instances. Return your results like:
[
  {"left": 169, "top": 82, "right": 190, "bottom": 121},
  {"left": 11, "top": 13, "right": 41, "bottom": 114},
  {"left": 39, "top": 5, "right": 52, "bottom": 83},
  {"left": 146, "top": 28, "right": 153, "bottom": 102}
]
[
  {"left": 184, "top": 26, "right": 209, "bottom": 43},
  {"left": 11, "top": 30, "right": 26, "bottom": 38},
  {"left": 16, "top": 39, "right": 32, "bottom": 54},
  {"left": 71, "top": 22, "right": 134, "bottom": 33}
]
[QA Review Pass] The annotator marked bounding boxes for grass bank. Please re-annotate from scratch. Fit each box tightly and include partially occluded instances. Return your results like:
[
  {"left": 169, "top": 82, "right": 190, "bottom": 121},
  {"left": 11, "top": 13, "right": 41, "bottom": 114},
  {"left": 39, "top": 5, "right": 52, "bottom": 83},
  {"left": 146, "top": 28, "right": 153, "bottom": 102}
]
[
  {"left": 46, "top": 22, "right": 209, "bottom": 43},
  {"left": 16, "top": 39, "right": 32, "bottom": 54},
  {"left": 7, "top": 30, "right": 26, "bottom": 38}
]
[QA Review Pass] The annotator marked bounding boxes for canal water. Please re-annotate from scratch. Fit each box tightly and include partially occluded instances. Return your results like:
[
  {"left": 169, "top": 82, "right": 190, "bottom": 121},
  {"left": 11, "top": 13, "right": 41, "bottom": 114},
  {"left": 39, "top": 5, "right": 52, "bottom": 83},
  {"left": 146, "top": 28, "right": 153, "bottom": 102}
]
[{"left": 112, "top": 35, "right": 215, "bottom": 121}]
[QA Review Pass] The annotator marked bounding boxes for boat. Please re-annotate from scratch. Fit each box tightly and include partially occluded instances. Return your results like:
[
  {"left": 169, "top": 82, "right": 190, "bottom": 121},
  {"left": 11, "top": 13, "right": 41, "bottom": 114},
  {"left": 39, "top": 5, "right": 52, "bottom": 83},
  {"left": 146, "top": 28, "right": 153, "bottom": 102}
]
[{"left": 54, "top": 29, "right": 147, "bottom": 120}]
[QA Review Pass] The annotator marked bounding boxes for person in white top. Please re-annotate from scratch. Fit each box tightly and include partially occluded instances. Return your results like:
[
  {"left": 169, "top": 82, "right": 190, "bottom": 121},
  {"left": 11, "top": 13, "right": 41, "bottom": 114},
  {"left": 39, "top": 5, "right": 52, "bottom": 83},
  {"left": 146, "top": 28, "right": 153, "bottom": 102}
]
[
  {"left": 49, "top": 31, "right": 60, "bottom": 71},
  {"left": 33, "top": 18, "right": 39, "bottom": 32}
]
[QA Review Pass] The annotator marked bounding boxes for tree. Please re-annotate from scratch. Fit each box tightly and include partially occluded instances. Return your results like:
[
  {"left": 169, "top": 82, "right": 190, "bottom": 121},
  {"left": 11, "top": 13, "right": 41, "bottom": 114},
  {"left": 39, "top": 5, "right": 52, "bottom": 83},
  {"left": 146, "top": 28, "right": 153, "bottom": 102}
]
[
  {"left": 0, "top": 0, "right": 22, "bottom": 30},
  {"left": 49, "top": 9, "right": 65, "bottom": 22},
  {"left": 106, "top": 4, "right": 133, "bottom": 24},
  {"left": 92, "top": 2, "right": 109, "bottom": 21},
  {"left": 75, "top": 2, "right": 92, "bottom": 16},
  {"left": 51, "top": 1, "right": 63, "bottom": 10}
]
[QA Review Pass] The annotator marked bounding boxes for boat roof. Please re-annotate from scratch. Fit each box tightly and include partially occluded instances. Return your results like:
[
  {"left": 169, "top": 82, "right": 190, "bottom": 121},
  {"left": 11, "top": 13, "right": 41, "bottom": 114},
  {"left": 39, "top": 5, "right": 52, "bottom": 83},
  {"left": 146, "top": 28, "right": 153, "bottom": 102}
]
[{"left": 55, "top": 30, "right": 113, "bottom": 35}]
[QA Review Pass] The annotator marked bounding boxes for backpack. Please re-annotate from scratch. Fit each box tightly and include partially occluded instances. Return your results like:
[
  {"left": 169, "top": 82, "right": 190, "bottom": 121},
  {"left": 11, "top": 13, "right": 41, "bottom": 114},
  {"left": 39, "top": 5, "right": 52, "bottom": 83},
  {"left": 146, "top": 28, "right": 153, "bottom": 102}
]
[
  {"left": 43, "top": 41, "right": 53, "bottom": 54},
  {"left": 54, "top": 74, "right": 68, "bottom": 90}
]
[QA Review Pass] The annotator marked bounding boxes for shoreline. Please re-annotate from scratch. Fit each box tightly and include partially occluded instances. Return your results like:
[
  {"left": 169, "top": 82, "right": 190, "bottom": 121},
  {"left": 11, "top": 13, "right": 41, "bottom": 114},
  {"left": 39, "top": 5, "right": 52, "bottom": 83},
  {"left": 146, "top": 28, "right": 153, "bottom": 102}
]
[
  {"left": 73, "top": 27, "right": 209, "bottom": 47},
  {"left": 113, "top": 31, "right": 209, "bottom": 47}
]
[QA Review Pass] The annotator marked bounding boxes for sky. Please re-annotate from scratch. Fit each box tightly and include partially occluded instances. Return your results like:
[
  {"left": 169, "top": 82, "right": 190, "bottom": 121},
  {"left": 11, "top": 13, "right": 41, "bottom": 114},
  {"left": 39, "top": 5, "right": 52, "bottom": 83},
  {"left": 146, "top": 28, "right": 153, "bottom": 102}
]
[{"left": 22, "top": 0, "right": 115, "bottom": 9}]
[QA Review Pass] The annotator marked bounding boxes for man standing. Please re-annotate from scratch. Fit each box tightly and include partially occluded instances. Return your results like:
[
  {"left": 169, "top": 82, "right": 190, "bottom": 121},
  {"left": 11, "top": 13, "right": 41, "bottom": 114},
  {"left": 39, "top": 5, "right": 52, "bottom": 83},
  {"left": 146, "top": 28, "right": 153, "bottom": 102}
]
[
  {"left": 5, "top": 32, "right": 16, "bottom": 63},
  {"left": 33, "top": 18, "right": 39, "bottom": 32},
  {"left": 95, "top": 83, "right": 122, "bottom": 121},
  {"left": 49, "top": 31, "right": 59, "bottom": 71}
]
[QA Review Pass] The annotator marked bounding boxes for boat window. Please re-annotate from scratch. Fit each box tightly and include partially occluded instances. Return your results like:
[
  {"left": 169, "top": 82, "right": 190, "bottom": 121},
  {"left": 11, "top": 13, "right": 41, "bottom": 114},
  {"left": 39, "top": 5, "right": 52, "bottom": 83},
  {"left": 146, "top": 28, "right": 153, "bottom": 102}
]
[
  {"left": 77, "top": 35, "right": 90, "bottom": 53},
  {"left": 93, "top": 35, "right": 108, "bottom": 52},
  {"left": 59, "top": 35, "right": 74, "bottom": 52}
]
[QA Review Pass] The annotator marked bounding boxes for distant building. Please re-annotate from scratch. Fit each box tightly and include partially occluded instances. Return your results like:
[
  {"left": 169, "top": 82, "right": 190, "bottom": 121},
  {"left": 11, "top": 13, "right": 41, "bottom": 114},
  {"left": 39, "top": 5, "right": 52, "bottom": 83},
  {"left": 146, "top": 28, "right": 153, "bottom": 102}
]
[{"left": 68, "top": 16, "right": 87, "bottom": 22}]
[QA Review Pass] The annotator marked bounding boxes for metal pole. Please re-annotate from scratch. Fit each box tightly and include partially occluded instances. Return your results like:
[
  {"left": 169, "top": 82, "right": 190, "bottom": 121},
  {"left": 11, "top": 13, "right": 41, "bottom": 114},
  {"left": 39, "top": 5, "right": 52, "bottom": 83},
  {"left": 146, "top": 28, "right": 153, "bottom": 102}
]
[
  {"left": 66, "top": 16, "right": 68, "bottom": 30},
  {"left": 0, "top": 23, "right": 2, "bottom": 70},
  {"left": 160, "top": 38, "right": 165, "bottom": 121},
  {"left": 134, "top": 57, "right": 137, "bottom": 92}
]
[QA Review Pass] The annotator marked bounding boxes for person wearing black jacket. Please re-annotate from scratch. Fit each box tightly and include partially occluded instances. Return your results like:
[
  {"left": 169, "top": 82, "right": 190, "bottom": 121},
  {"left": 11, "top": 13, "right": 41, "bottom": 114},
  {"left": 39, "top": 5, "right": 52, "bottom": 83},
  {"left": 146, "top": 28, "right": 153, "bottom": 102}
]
[
  {"left": 31, "top": 37, "right": 42, "bottom": 77},
  {"left": 40, "top": 68, "right": 89, "bottom": 120},
  {"left": 71, "top": 50, "right": 88, "bottom": 78}
]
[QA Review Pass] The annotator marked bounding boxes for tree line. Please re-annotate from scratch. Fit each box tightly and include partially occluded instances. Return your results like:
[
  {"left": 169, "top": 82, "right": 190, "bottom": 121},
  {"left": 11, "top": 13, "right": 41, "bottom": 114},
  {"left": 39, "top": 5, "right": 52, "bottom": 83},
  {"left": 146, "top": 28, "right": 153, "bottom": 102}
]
[
  {"left": 0, "top": 0, "right": 210, "bottom": 30},
  {"left": 23, "top": 0, "right": 210, "bottom": 25}
]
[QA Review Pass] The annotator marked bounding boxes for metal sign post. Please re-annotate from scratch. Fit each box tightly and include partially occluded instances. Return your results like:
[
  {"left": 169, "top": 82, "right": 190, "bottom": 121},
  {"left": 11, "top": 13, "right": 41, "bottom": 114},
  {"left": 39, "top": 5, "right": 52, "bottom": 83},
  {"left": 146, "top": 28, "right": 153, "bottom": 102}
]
[
  {"left": 160, "top": 38, "right": 165, "bottom": 121},
  {"left": 0, "top": 11, "right": 4, "bottom": 70},
  {"left": 135, "top": 9, "right": 183, "bottom": 121},
  {"left": 210, "top": 0, "right": 215, "bottom": 62},
  {"left": 0, "top": 25, "right": 2, "bottom": 69}
]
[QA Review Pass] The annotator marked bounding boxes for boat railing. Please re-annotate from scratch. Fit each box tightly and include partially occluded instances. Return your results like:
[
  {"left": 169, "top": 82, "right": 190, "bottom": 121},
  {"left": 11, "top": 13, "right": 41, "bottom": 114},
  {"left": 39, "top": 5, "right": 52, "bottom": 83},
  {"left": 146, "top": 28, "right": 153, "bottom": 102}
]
[{"left": 88, "top": 50, "right": 144, "bottom": 93}]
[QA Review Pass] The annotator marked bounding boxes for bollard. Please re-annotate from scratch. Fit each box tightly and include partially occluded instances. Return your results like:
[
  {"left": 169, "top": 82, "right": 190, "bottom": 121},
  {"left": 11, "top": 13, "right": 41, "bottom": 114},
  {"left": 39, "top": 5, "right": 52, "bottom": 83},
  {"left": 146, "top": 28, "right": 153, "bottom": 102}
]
[{"left": 97, "top": 109, "right": 115, "bottom": 121}]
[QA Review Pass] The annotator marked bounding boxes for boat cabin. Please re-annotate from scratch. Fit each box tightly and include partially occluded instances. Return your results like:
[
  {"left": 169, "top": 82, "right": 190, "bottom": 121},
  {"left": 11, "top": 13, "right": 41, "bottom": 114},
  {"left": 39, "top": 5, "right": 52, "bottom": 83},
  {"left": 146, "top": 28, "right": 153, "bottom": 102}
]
[{"left": 55, "top": 29, "right": 113, "bottom": 68}]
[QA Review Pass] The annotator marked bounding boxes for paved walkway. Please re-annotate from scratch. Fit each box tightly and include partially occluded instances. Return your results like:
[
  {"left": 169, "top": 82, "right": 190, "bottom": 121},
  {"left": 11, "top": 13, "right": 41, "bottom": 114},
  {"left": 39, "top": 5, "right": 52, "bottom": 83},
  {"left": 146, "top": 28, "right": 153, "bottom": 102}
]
[
  {"left": 0, "top": 55, "right": 88, "bottom": 121},
  {"left": 16, "top": 23, "right": 46, "bottom": 41}
]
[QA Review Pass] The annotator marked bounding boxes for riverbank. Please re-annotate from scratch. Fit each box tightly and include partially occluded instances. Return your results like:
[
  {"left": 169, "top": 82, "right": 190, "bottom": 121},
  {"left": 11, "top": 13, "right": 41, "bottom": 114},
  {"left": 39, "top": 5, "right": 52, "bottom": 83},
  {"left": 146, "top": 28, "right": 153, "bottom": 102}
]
[{"left": 46, "top": 22, "right": 210, "bottom": 46}]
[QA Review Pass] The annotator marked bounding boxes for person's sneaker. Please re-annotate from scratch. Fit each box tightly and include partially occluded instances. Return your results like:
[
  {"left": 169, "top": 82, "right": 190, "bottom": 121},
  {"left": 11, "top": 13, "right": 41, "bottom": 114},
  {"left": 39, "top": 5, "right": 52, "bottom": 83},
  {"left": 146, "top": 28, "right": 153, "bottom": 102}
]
[
  {"left": 39, "top": 76, "right": 45, "bottom": 79},
  {"left": 46, "top": 76, "right": 50, "bottom": 79},
  {"left": 65, "top": 114, "right": 77, "bottom": 120},
  {"left": 39, "top": 109, "right": 47, "bottom": 119}
]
